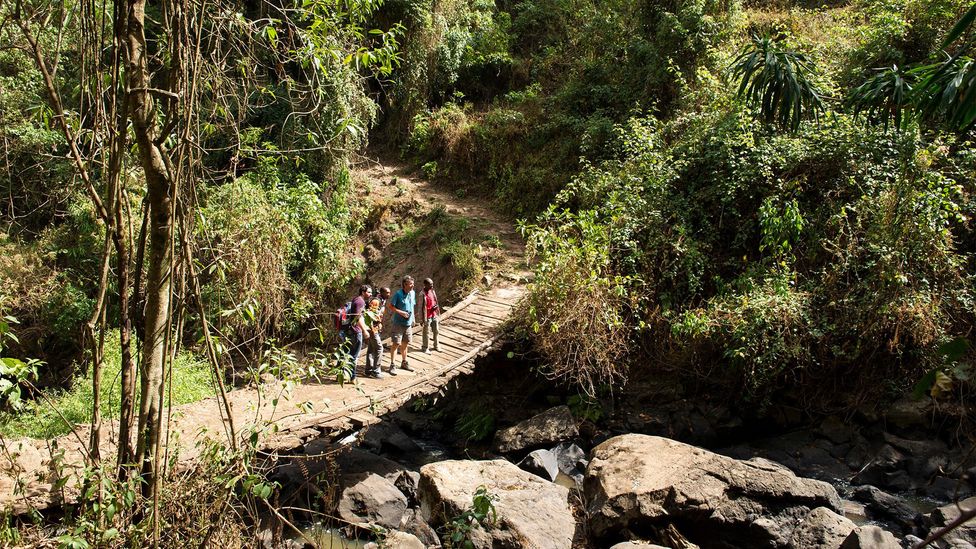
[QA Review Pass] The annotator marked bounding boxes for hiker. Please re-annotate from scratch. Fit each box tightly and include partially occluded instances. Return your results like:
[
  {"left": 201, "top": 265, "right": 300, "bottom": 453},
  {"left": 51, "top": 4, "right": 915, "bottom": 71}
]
[
  {"left": 420, "top": 277, "right": 440, "bottom": 353},
  {"left": 387, "top": 275, "right": 416, "bottom": 374},
  {"left": 337, "top": 284, "right": 371, "bottom": 381},
  {"left": 364, "top": 287, "right": 391, "bottom": 378}
]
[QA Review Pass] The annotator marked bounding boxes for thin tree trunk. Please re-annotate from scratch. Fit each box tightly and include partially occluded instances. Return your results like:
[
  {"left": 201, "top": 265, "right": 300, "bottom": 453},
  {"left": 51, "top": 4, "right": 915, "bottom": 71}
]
[{"left": 125, "top": 0, "right": 175, "bottom": 503}]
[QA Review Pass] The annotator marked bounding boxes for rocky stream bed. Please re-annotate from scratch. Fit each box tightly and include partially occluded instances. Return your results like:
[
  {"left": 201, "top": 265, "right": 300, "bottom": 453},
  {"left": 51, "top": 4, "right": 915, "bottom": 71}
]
[{"left": 258, "top": 353, "right": 976, "bottom": 549}]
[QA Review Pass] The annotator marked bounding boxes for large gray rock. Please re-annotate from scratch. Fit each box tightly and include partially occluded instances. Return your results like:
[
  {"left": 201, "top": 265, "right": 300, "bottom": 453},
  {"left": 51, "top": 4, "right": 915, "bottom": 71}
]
[
  {"left": 839, "top": 525, "right": 901, "bottom": 549},
  {"left": 517, "top": 449, "right": 559, "bottom": 481},
  {"left": 924, "top": 496, "right": 976, "bottom": 546},
  {"left": 552, "top": 442, "right": 588, "bottom": 485},
  {"left": 365, "top": 531, "right": 425, "bottom": 549},
  {"left": 852, "top": 485, "right": 921, "bottom": 534},
  {"left": 585, "top": 434, "right": 843, "bottom": 547},
  {"left": 337, "top": 473, "right": 408, "bottom": 529},
  {"left": 419, "top": 459, "right": 576, "bottom": 548},
  {"left": 852, "top": 445, "right": 908, "bottom": 489},
  {"left": 398, "top": 508, "right": 441, "bottom": 548},
  {"left": 788, "top": 507, "right": 857, "bottom": 548},
  {"left": 492, "top": 406, "right": 578, "bottom": 454}
]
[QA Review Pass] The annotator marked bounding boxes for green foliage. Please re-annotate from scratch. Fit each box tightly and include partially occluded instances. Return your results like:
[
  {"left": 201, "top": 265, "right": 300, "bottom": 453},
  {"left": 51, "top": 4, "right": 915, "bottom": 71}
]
[
  {"left": 441, "top": 241, "right": 483, "bottom": 291},
  {"left": 0, "top": 334, "right": 214, "bottom": 438},
  {"left": 199, "top": 155, "right": 363, "bottom": 343},
  {"left": 442, "top": 485, "right": 498, "bottom": 548},
  {"left": 913, "top": 55, "right": 976, "bottom": 131},
  {"left": 847, "top": 65, "right": 914, "bottom": 130},
  {"left": 0, "top": 311, "right": 39, "bottom": 411},
  {"left": 728, "top": 36, "right": 825, "bottom": 131},
  {"left": 524, "top": 111, "right": 975, "bottom": 406},
  {"left": 454, "top": 408, "right": 495, "bottom": 442},
  {"left": 400, "top": 0, "right": 740, "bottom": 216}
]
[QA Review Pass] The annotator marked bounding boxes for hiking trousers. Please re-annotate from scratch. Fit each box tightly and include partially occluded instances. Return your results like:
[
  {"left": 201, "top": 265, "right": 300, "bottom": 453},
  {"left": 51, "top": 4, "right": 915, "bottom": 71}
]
[
  {"left": 365, "top": 331, "right": 383, "bottom": 374},
  {"left": 335, "top": 329, "right": 363, "bottom": 380},
  {"left": 422, "top": 316, "right": 439, "bottom": 351}
]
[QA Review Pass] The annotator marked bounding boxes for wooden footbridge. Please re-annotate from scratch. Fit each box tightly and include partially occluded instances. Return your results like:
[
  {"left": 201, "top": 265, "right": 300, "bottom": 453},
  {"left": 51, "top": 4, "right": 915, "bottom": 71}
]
[{"left": 0, "top": 285, "right": 524, "bottom": 514}]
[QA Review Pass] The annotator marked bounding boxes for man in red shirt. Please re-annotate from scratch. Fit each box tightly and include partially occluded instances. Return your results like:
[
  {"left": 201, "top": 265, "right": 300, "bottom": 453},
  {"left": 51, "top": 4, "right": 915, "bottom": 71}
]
[{"left": 421, "top": 278, "right": 440, "bottom": 353}]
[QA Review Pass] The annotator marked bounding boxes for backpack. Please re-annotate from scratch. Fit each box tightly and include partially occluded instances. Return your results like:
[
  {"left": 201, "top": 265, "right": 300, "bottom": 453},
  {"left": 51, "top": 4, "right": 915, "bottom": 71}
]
[{"left": 334, "top": 301, "right": 354, "bottom": 331}]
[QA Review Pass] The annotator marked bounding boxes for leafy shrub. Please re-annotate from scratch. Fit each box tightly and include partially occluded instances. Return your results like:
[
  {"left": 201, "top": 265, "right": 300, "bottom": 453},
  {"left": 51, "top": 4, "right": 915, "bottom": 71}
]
[
  {"left": 0, "top": 334, "right": 213, "bottom": 438},
  {"left": 523, "top": 111, "right": 975, "bottom": 408}
]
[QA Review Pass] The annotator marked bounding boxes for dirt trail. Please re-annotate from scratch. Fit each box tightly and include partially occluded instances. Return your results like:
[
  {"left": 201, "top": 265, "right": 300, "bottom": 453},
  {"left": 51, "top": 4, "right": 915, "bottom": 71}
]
[
  {"left": 350, "top": 154, "right": 529, "bottom": 299},
  {"left": 0, "top": 156, "right": 529, "bottom": 514}
]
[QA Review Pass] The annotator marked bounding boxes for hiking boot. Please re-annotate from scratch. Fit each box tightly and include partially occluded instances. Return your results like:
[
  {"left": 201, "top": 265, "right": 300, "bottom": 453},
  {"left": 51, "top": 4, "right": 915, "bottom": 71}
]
[
  {"left": 366, "top": 371, "right": 385, "bottom": 379},
  {"left": 401, "top": 361, "right": 414, "bottom": 372},
  {"left": 422, "top": 348, "right": 432, "bottom": 354},
  {"left": 387, "top": 367, "right": 397, "bottom": 376}
]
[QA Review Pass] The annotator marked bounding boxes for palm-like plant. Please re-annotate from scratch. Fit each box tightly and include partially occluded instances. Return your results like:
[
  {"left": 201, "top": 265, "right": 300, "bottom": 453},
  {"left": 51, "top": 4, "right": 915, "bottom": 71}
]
[
  {"left": 846, "top": 4, "right": 976, "bottom": 132},
  {"left": 728, "top": 36, "right": 825, "bottom": 131},
  {"left": 846, "top": 65, "right": 914, "bottom": 131},
  {"left": 912, "top": 54, "right": 976, "bottom": 132}
]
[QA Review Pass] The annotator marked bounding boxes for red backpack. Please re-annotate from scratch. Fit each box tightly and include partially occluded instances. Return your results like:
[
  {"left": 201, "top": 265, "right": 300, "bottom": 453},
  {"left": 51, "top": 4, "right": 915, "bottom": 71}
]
[{"left": 334, "top": 301, "right": 354, "bottom": 331}]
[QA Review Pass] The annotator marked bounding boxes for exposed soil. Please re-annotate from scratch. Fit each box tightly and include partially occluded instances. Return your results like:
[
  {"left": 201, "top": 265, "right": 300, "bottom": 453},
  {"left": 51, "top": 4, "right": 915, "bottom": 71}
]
[{"left": 348, "top": 153, "right": 528, "bottom": 303}]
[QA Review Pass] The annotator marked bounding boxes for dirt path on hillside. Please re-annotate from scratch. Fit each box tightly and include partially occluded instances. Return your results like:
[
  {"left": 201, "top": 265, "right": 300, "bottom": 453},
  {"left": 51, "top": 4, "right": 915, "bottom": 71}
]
[
  {"left": 349, "top": 154, "right": 530, "bottom": 299},
  {"left": 0, "top": 156, "right": 529, "bottom": 515}
]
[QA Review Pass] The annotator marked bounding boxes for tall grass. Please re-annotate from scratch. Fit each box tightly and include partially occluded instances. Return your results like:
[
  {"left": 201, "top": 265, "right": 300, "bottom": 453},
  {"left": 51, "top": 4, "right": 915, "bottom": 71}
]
[{"left": 0, "top": 334, "right": 215, "bottom": 439}]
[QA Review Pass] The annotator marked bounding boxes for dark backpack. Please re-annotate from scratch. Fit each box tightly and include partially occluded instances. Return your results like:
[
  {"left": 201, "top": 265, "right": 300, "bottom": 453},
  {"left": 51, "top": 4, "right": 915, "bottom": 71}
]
[{"left": 334, "top": 301, "right": 354, "bottom": 331}]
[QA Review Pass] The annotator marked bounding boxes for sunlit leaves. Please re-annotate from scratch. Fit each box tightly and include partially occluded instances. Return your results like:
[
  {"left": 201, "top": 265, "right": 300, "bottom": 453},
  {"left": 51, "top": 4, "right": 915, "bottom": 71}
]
[
  {"left": 913, "top": 55, "right": 976, "bottom": 132},
  {"left": 847, "top": 65, "right": 914, "bottom": 131},
  {"left": 728, "top": 36, "right": 825, "bottom": 131}
]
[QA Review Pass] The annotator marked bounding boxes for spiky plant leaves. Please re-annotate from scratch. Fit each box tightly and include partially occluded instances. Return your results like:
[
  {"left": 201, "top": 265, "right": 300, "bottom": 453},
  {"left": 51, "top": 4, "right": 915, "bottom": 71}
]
[
  {"left": 846, "top": 65, "right": 914, "bottom": 131},
  {"left": 912, "top": 55, "right": 976, "bottom": 132},
  {"left": 728, "top": 35, "right": 825, "bottom": 131}
]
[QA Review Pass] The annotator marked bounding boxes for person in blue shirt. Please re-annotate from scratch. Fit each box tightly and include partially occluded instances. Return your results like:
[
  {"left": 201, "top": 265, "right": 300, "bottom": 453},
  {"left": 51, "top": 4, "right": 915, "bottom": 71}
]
[{"left": 386, "top": 275, "right": 416, "bottom": 374}]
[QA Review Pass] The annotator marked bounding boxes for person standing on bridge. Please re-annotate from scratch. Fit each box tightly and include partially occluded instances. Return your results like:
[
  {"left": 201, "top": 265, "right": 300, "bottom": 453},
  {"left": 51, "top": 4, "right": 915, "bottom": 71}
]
[
  {"left": 338, "top": 284, "right": 371, "bottom": 382},
  {"left": 420, "top": 277, "right": 440, "bottom": 354},
  {"left": 387, "top": 275, "right": 416, "bottom": 374},
  {"left": 364, "top": 287, "right": 391, "bottom": 378}
]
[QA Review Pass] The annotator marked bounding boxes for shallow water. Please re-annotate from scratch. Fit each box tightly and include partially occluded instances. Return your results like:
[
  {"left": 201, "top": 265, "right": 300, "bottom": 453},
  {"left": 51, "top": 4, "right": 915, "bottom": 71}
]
[{"left": 302, "top": 524, "right": 370, "bottom": 549}]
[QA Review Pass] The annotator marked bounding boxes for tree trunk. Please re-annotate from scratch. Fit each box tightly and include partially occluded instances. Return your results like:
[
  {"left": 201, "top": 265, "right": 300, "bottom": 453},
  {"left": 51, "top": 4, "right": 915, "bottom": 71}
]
[{"left": 125, "top": 0, "right": 175, "bottom": 501}]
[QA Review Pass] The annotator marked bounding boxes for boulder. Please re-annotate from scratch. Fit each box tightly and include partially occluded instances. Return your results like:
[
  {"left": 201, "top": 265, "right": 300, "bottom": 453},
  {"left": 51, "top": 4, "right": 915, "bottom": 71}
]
[
  {"left": 337, "top": 473, "right": 408, "bottom": 529},
  {"left": 395, "top": 470, "right": 422, "bottom": 506},
  {"left": 924, "top": 497, "right": 976, "bottom": 546},
  {"left": 852, "top": 445, "right": 907, "bottom": 488},
  {"left": 788, "top": 507, "right": 857, "bottom": 549},
  {"left": 852, "top": 485, "right": 921, "bottom": 535},
  {"left": 398, "top": 508, "right": 441, "bottom": 548},
  {"left": 839, "top": 525, "right": 901, "bottom": 549},
  {"left": 334, "top": 446, "right": 410, "bottom": 482},
  {"left": 419, "top": 459, "right": 576, "bottom": 548},
  {"left": 922, "top": 475, "right": 973, "bottom": 502},
  {"left": 552, "top": 442, "right": 588, "bottom": 485},
  {"left": 360, "top": 421, "right": 424, "bottom": 456},
  {"left": 365, "top": 531, "right": 425, "bottom": 549},
  {"left": 585, "top": 434, "right": 843, "bottom": 548},
  {"left": 517, "top": 449, "right": 559, "bottom": 482},
  {"left": 885, "top": 398, "right": 932, "bottom": 430},
  {"left": 492, "top": 406, "right": 578, "bottom": 454},
  {"left": 818, "top": 417, "right": 854, "bottom": 445},
  {"left": 609, "top": 543, "right": 670, "bottom": 549}
]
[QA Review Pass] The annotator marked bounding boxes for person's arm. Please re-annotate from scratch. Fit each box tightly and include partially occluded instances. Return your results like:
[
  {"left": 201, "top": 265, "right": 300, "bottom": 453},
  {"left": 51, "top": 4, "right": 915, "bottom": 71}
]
[
  {"left": 387, "top": 293, "right": 410, "bottom": 318},
  {"left": 421, "top": 292, "right": 428, "bottom": 322}
]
